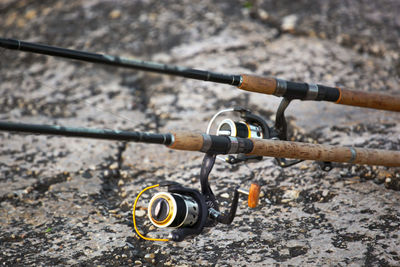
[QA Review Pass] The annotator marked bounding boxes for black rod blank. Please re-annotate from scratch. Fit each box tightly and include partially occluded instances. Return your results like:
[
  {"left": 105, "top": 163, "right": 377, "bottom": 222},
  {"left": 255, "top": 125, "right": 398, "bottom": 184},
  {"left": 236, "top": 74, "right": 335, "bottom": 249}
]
[
  {"left": 0, "top": 121, "right": 173, "bottom": 145},
  {"left": 0, "top": 38, "right": 241, "bottom": 86}
]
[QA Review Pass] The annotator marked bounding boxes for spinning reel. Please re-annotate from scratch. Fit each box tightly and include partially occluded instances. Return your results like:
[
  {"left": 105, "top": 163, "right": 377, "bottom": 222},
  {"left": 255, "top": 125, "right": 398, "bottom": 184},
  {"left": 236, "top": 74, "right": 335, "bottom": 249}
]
[
  {"left": 206, "top": 105, "right": 303, "bottom": 167},
  {"left": 133, "top": 153, "right": 260, "bottom": 242},
  {"left": 133, "top": 100, "right": 309, "bottom": 242}
]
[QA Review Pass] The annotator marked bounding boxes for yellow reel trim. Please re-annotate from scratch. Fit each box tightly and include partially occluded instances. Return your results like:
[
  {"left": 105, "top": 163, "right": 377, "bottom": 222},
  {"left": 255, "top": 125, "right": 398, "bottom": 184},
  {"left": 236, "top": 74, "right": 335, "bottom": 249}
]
[{"left": 132, "top": 184, "right": 170, "bottom": 242}]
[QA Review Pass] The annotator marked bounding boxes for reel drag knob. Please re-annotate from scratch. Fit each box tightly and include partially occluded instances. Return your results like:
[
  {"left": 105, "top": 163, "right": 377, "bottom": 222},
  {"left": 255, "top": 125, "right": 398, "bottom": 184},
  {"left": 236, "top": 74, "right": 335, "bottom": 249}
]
[
  {"left": 151, "top": 198, "right": 170, "bottom": 222},
  {"left": 237, "top": 183, "right": 261, "bottom": 208}
]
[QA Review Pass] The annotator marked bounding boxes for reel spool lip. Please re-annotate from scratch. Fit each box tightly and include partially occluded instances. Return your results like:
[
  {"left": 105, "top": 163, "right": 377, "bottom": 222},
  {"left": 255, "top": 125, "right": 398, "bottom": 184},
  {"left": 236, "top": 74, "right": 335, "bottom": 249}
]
[
  {"left": 148, "top": 192, "right": 177, "bottom": 228},
  {"left": 216, "top": 118, "right": 237, "bottom": 137}
]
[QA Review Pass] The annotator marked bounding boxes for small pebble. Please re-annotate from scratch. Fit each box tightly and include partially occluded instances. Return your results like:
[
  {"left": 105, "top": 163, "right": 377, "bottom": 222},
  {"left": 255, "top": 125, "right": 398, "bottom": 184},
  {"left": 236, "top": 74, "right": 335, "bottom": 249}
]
[
  {"left": 119, "top": 199, "right": 129, "bottom": 208},
  {"left": 135, "top": 210, "right": 146, "bottom": 217},
  {"left": 281, "top": 14, "right": 298, "bottom": 32},
  {"left": 282, "top": 189, "right": 300, "bottom": 201},
  {"left": 299, "top": 165, "right": 309, "bottom": 170},
  {"left": 109, "top": 9, "right": 121, "bottom": 19},
  {"left": 120, "top": 170, "right": 128, "bottom": 179},
  {"left": 220, "top": 193, "right": 229, "bottom": 198},
  {"left": 24, "top": 186, "right": 34, "bottom": 194},
  {"left": 145, "top": 253, "right": 155, "bottom": 259},
  {"left": 109, "top": 163, "right": 119, "bottom": 170}
]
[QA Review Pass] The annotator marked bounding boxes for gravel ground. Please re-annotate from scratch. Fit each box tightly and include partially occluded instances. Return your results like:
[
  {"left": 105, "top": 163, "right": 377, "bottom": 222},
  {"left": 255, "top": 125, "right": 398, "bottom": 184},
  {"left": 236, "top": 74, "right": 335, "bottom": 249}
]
[{"left": 0, "top": 0, "right": 399, "bottom": 266}]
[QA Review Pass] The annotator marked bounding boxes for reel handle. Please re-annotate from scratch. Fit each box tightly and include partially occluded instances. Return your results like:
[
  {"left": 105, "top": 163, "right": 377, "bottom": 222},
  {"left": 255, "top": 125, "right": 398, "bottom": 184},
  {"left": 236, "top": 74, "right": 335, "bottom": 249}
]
[
  {"left": 213, "top": 189, "right": 239, "bottom": 225},
  {"left": 238, "top": 183, "right": 261, "bottom": 208}
]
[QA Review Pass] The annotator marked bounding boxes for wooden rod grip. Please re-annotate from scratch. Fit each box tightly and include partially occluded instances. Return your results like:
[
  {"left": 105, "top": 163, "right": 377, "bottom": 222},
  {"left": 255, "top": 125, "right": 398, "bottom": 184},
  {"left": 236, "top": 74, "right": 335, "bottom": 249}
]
[
  {"left": 168, "top": 131, "right": 204, "bottom": 151},
  {"left": 238, "top": 74, "right": 276, "bottom": 95},
  {"left": 336, "top": 88, "right": 400, "bottom": 112},
  {"left": 248, "top": 139, "right": 400, "bottom": 167}
]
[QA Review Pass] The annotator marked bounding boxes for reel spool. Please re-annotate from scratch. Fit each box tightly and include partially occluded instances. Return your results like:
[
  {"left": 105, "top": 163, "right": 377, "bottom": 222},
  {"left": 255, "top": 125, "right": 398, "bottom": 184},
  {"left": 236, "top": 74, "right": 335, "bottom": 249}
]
[
  {"left": 217, "top": 119, "right": 264, "bottom": 139},
  {"left": 148, "top": 192, "right": 199, "bottom": 228},
  {"left": 133, "top": 182, "right": 209, "bottom": 242}
]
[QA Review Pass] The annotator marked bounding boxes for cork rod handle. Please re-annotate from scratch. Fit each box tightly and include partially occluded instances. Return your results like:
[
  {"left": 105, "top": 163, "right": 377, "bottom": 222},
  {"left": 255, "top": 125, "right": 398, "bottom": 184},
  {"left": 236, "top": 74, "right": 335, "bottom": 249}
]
[
  {"left": 168, "top": 132, "right": 204, "bottom": 151},
  {"left": 336, "top": 88, "right": 400, "bottom": 112},
  {"left": 248, "top": 139, "right": 400, "bottom": 167},
  {"left": 238, "top": 74, "right": 277, "bottom": 95}
]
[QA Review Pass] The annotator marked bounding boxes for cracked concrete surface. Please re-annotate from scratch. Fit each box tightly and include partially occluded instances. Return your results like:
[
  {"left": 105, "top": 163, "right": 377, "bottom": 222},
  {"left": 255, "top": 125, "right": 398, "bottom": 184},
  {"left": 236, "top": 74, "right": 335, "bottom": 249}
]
[{"left": 0, "top": 0, "right": 399, "bottom": 266}]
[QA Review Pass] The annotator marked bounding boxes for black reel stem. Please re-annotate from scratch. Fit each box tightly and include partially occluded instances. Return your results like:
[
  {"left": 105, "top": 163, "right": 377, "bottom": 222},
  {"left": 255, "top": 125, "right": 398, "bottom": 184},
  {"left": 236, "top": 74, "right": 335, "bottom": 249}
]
[
  {"left": 200, "top": 153, "right": 219, "bottom": 211},
  {"left": 273, "top": 98, "right": 304, "bottom": 168},
  {"left": 274, "top": 97, "right": 291, "bottom": 140},
  {"left": 200, "top": 153, "right": 240, "bottom": 226}
]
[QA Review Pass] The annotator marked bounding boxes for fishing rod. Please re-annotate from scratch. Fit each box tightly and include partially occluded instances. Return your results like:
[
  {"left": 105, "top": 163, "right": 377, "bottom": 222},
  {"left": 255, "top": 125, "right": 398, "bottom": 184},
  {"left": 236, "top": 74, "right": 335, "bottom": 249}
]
[
  {"left": 1, "top": 121, "right": 398, "bottom": 167},
  {"left": 1, "top": 119, "right": 399, "bottom": 241},
  {"left": 1, "top": 121, "right": 398, "bottom": 166},
  {"left": 1, "top": 37, "right": 399, "bottom": 112}
]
